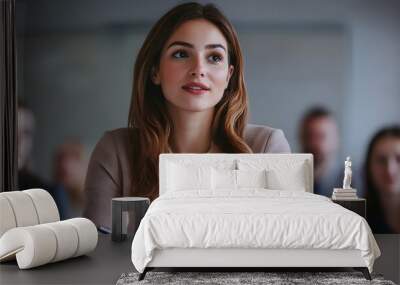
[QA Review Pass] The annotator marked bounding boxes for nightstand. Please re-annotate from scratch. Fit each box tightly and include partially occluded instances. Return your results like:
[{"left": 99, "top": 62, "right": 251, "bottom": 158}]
[
  {"left": 331, "top": 198, "right": 366, "bottom": 218},
  {"left": 111, "top": 197, "right": 150, "bottom": 242}
]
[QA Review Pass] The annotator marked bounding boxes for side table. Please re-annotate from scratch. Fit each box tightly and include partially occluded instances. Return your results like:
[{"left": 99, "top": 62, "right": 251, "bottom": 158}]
[
  {"left": 112, "top": 197, "right": 150, "bottom": 242},
  {"left": 332, "top": 198, "right": 366, "bottom": 218}
]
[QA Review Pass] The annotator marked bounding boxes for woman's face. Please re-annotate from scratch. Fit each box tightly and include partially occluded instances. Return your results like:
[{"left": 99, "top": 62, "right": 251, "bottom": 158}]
[
  {"left": 370, "top": 136, "right": 400, "bottom": 194},
  {"left": 153, "top": 19, "right": 234, "bottom": 112}
]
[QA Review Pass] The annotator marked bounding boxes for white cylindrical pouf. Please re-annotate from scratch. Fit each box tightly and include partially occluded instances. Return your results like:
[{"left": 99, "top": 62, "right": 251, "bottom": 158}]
[
  {"left": 66, "top": 218, "right": 98, "bottom": 257},
  {"left": 24, "top": 189, "right": 60, "bottom": 223},
  {"left": 0, "top": 219, "right": 98, "bottom": 269},
  {"left": 42, "top": 221, "right": 79, "bottom": 262},
  {"left": 18, "top": 226, "right": 57, "bottom": 269},
  {"left": 0, "top": 226, "right": 57, "bottom": 269},
  {"left": 0, "top": 196, "right": 17, "bottom": 237},
  {"left": 1, "top": 192, "right": 39, "bottom": 227}
]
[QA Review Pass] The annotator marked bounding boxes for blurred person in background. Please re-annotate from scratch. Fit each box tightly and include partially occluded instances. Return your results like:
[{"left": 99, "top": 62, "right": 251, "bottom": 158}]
[
  {"left": 299, "top": 107, "right": 344, "bottom": 197},
  {"left": 53, "top": 140, "right": 88, "bottom": 217},
  {"left": 17, "top": 100, "right": 48, "bottom": 189},
  {"left": 17, "top": 100, "right": 69, "bottom": 219},
  {"left": 365, "top": 125, "right": 400, "bottom": 233}
]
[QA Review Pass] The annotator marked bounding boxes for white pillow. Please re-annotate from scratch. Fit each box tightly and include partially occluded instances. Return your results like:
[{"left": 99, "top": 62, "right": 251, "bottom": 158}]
[
  {"left": 212, "top": 168, "right": 236, "bottom": 190},
  {"left": 266, "top": 166, "right": 307, "bottom": 191},
  {"left": 167, "top": 162, "right": 212, "bottom": 191},
  {"left": 237, "top": 159, "right": 308, "bottom": 191},
  {"left": 236, "top": 169, "right": 267, "bottom": 188},
  {"left": 211, "top": 168, "right": 268, "bottom": 190}
]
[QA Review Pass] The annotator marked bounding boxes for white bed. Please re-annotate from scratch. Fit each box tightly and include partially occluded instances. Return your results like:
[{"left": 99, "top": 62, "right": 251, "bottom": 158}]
[{"left": 131, "top": 154, "right": 380, "bottom": 280}]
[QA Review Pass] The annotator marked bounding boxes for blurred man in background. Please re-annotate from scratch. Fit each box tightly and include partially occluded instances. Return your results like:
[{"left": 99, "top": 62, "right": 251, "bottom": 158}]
[
  {"left": 17, "top": 100, "right": 69, "bottom": 219},
  {"left": 17, "top": 101, "right": 47, "bottom": 189},
  {"left": 299, "top": 107, "right": 344, "bottom": 197}
]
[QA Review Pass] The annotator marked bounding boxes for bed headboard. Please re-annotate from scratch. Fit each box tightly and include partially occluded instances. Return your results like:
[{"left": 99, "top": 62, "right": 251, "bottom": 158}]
[{"left": 159, "top": 153, "right": 313, "bottom": 195}]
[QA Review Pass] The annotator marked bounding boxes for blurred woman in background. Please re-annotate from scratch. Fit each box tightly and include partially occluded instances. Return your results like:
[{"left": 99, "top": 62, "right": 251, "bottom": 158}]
[{"left": 365, "top": 125, "right": 400, "bottom": 233}]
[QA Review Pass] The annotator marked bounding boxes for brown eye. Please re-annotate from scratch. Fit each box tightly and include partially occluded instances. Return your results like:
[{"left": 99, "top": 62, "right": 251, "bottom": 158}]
[{"left": 208, "top": 54, "right": 223, "bottom": 63}]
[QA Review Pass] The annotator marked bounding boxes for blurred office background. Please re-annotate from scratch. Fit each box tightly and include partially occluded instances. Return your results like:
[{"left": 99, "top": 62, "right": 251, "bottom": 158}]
[{"left": 15, "top": 0, "right": 399, "bottom": 193}]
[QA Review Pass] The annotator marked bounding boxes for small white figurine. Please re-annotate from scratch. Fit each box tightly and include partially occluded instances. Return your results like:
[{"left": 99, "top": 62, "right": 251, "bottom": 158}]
[{"left": 343, "top": 156, "right": 352, "bottom": 189}]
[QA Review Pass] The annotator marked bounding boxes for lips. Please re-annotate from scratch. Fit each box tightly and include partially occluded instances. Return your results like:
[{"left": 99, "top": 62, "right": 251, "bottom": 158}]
[{"left": 182, "top": 82, "right": 210, "bottom": 95}]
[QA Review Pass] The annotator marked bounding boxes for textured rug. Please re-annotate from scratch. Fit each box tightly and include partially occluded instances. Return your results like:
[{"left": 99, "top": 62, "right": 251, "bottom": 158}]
[{"left": 116, "top": 271, "right": 396, "bottom": 285}]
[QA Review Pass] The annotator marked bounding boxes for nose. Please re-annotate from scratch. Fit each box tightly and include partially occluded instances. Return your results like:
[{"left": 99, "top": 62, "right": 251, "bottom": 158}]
[
  {"left": 191, "top": 71, "right": 205, "bottom": 77},
  {"left": 190, "top": 55, "right": 205, "bottom": 78}
]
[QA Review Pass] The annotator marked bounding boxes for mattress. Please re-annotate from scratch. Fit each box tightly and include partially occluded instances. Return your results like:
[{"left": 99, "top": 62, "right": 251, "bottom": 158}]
[{"left": 131, "top": 189, "right": 380, "bottom": 273}]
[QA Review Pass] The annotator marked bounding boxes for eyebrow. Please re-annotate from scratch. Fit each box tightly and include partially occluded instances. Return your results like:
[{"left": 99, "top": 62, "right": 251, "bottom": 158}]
[{"left": 167, "top": 41, "right": 226, "bottom": 52}]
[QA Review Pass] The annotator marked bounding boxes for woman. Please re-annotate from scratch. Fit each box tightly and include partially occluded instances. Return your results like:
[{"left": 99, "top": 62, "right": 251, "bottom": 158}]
[
  {"left": 365, "top": 125, "right": 400, "bottom": 233},
  {"left": 84, "top": 2, "right": 290, "bottom": 229}
]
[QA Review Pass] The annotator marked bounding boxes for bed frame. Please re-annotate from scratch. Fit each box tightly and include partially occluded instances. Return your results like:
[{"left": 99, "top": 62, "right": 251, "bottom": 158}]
[
  {"left": 139, "top": 248, "right": 371, "bottom": 280},
  {"left": 138, "top": 154, "right": 372, "bottom": 281}
]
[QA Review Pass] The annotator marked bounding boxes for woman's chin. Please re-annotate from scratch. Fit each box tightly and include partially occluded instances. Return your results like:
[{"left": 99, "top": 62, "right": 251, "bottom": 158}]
[{"left": 169, "top": 101, "right": 217, "bottom": 113}]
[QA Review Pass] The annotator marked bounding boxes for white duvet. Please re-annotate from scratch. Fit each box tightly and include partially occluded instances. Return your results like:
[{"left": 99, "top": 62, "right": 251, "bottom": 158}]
[{"left": 131, "top": 189, "right": 380, "bottom": 273}]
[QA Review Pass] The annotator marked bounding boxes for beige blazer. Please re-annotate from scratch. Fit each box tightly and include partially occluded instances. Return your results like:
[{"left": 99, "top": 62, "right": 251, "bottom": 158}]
[{"left": 83, "top": 124, "right": 291, "bottom": 228}]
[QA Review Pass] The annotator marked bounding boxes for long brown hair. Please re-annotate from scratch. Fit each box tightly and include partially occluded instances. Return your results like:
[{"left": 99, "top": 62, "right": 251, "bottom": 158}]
[{"left": 128, "top": 2, "right": 252, "bottom": 200}]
